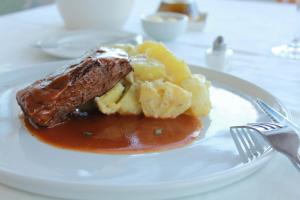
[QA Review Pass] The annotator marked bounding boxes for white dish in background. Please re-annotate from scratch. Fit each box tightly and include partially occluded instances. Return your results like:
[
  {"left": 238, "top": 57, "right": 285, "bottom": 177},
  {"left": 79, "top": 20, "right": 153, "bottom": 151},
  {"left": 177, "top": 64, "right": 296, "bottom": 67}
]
[
  {"left": 35, "top": 30, "right": 142, "bottom": 59},
  {"left": 0, "top": 61, "right": 290, "bottom": 200},
  {"left": 56, "top": 0, "right": 134, "bottom": 30},
  {"left": 141, "top": 12, "right": 188, "bottom": 41}
]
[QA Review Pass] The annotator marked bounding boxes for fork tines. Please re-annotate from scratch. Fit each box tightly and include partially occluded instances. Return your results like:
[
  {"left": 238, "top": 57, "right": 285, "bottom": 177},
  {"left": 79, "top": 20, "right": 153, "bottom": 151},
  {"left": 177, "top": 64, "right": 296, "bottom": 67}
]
[{"left": 230, "top": 125, "right": 271, "bottom": 163}]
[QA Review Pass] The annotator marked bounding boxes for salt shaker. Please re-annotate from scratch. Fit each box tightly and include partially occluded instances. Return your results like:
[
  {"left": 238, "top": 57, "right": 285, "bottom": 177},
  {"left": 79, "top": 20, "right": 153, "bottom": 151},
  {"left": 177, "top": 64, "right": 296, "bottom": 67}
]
[{"left": 205, "top": 36, "right": 233, "bottom": 71}]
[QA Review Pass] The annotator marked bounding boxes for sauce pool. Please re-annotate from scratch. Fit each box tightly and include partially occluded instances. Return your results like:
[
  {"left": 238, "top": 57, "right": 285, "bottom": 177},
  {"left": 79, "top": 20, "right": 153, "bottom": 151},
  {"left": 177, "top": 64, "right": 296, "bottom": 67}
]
[{"left": 24, "top": 114, "right": 202, "bottom": 154}]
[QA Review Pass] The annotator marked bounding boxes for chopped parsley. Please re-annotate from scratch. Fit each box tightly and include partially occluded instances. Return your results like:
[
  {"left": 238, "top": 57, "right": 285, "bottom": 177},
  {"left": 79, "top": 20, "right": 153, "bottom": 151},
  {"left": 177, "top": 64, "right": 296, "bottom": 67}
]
[
  {"left": 83, "top": 131, "right": 93, "bottom": 137},
  {"left": 153, "top": 128, "right": 163, "bottom": 136}
]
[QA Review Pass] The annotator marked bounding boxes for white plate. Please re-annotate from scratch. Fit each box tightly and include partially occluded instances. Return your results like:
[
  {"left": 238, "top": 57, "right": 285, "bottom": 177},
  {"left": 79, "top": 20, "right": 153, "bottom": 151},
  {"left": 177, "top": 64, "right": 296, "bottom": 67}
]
[
  {"left": 35, "top": 30, "right": 142, "bottom": 59},
  {"left": 0, "top": 61, "right": 289, "bottom": 200}
]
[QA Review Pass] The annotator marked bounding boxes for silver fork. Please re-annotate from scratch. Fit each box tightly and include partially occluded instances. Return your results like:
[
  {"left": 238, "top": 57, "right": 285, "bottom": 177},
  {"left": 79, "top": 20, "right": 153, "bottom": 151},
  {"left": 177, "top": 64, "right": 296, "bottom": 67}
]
[{"left": 230, "top": 122, "right": 300, "bottom": 171}]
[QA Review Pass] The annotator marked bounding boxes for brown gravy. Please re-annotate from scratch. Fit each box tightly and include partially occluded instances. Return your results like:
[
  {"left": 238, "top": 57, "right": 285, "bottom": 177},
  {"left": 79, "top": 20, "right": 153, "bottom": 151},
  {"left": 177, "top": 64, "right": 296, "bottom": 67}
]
[{"left": 24, "top": 114, "right": 202, "bottom": 154}]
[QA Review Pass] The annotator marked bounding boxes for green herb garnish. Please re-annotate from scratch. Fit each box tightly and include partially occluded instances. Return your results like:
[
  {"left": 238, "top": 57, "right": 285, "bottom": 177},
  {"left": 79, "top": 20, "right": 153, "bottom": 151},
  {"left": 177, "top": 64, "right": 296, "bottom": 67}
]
[
  {"left": 83, "top": 131, "right": 93, "bottom": 137},
  {"left": 153, "top": 128, "right": 163, "bottom": 136}
]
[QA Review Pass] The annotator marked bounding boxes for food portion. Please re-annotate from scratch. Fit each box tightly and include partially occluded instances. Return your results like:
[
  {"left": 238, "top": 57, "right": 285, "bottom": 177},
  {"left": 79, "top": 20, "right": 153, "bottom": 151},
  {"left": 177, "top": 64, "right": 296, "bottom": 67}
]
[
  {"left": 131, "top": 56, "right": 166, "bottom": 81},
  {"left": 95, "top": 41, "right": 212, "bottom": 119},
  {"left": 95, "top": 82, "right": 125, "bottom": 115},
  {"left": 16, "top": 48, "right": 132, "bottom": 127},
  {"left": 118, "top": 83, "right": 141, "bottom": 115},
  {"left": 139, "top": 80, "right": 192, "bottom": 118},
  {"left": 137, "top": 41, "right": 191, "bottom": 84},
  {"left": 181, "top": 74, "right": 211, "bottom": 116},
  {"left": 17, "top": 41, "right": 212, "bottom": 154}
]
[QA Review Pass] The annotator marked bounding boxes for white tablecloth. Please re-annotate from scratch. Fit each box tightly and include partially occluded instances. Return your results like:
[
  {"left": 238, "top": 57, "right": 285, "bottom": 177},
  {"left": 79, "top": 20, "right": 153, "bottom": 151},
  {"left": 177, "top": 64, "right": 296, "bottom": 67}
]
[{"left": 0, "top": 0, "right": 300, "bottom": 199}]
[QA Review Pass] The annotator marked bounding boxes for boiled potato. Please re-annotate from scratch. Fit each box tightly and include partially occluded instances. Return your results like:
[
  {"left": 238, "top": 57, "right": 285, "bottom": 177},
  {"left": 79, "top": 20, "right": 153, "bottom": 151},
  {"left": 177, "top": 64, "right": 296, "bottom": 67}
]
[
  {"left": 131, "top": 56, "right": 166, "bottom": 81},
  {"left": 139, "top": 80, "right": 192, "bottom": 118},
  {"left": 137, "top": 41, "right": 191, "bottom": 84},
  {"left": 95, "top": 42, "right": 212, "bottom": 119},
  {"left": 95, "top": 82, "right": 124, "bottom": 114},
  {"left": 118, "top": 83, "right": 142, "bottom": 115},
  {"left": 180, "top": 74, "right": 212, "bottom": 116},
  {"left": 124, "top": 71, "right": 135, "bottom": 85}
]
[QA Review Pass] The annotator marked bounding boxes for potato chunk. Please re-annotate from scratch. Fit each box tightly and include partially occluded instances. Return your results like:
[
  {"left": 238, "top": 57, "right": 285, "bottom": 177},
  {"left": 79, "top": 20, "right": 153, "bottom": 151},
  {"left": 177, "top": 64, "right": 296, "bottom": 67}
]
[
  {"left": 125, "top": 72, "right": 135, "bottom": 84},
  {"left": 139, "top": 80, "right": 192, "bottom": 118},
  {"left": 181, "top": 74, "right": 212, "bottom": 116},
  {"left": 131, "top": 56, "right": 166, "bottom": 81},
  {"left": 95, "top": 82, "right": 124, "bottom": 114},
  {"left": 137, "top": 41, "right": 191, "bottom": 84},
  {"left": 118, "top": 83, "right": 142, "bottom": 115}
]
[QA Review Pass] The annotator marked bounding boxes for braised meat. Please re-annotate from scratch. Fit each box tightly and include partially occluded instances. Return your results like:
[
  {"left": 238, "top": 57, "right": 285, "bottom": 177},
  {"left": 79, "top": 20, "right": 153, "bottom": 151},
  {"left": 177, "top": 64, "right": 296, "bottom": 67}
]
[{"left": 16, "top": 48, "right": 132, "bottom": 127}]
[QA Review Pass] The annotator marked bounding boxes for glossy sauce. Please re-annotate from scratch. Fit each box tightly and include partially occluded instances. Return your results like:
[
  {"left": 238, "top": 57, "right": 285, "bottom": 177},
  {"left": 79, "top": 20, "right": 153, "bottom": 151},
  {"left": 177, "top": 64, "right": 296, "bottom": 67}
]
[{"left": 24, "top": 114, "right": 202, "bottom": 154}]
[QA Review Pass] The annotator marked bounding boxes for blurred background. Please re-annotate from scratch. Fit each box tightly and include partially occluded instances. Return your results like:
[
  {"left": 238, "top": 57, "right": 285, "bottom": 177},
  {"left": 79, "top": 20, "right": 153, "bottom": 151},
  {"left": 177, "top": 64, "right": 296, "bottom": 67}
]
[
  {"left": 0, "top": 0, "right": 53, "bottom": 15},
  {"left": 0, "top": 0, "right": 297, "bottom": 16}
]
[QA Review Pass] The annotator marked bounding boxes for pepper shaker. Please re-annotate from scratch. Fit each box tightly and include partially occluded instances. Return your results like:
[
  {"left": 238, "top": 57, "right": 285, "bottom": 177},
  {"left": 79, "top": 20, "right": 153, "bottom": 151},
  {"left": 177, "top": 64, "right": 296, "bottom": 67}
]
[{"left": 205, "top": 36, "right": 233, "bottom": 71}]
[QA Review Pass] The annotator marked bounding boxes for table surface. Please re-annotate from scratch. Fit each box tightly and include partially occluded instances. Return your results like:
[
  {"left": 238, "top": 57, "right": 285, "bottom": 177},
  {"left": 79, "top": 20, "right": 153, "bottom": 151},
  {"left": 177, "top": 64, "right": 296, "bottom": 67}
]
[{"left": 0, "top": 0, "right": 300, "bottom": 199}]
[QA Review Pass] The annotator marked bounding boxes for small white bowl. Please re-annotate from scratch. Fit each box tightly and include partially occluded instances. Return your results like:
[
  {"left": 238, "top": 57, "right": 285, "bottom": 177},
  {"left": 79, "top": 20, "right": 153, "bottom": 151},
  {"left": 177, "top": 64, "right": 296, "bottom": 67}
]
[{"left": 141, "top": 12, "right": 188, "bottom": 41}]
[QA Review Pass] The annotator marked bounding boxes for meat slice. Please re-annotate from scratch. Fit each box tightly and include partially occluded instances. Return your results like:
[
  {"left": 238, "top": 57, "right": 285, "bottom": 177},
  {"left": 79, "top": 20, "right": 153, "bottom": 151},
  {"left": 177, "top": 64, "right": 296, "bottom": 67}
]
[{"left": 16, "top": 47, "right": 132, "bottom": 127}]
